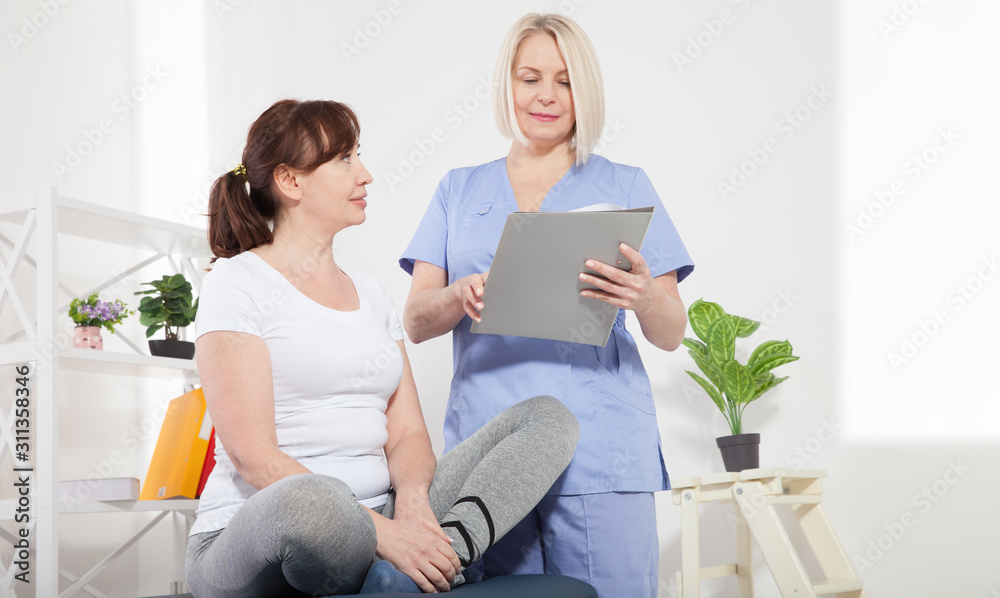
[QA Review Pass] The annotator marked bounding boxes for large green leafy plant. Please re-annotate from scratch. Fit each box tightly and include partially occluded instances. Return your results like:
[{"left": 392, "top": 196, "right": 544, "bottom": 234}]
[
  {"left": 683, "top": 299, "right": 799, "bottom": 436},
  {"left": 134, "top": 274, "right": 199, "bottom": 340}
]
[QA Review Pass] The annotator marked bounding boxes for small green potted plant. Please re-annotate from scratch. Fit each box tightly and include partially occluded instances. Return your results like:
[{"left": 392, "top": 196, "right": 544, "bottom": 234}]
[
  {"left": 134, "top": 273, "right": 199, "bottom": 359},
  {"left": 68, "top": 293, "right": 132, "bottom": 350},
  {"left": 683, "top": 299, "right": 799, "bottom": 472}
]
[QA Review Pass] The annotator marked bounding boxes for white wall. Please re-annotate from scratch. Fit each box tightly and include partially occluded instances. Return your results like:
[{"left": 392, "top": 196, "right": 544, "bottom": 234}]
[
  {"left": 833, "top": 1, "right": 999, "bottom": 595},
  {"left": 1, "top": 0, "right": 996, "bottom": 596},
  {"left": 1, "top": 1, "right": 149, "bottom": 596}
]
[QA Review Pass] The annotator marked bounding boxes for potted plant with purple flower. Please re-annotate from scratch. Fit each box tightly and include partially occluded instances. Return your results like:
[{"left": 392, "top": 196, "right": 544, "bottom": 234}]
[{"left": 68, "top": 293, "right": 133, "bottom": 350}]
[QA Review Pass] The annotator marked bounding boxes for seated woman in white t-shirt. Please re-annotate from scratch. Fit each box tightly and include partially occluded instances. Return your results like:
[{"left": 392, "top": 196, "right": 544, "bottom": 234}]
[{"left": 185, "top": 99, "right": 579, "bottom": 597}]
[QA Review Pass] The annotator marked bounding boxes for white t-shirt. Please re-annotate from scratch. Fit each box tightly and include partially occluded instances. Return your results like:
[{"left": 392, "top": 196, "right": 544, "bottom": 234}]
[{"left": 190, "top": 251, "right": 404, "bottom": 535}]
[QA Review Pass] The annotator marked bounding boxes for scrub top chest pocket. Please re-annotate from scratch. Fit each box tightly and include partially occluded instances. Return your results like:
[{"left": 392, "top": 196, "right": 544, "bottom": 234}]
[{"left": 450, "top": 200, "right": 504, "bottom": 281}]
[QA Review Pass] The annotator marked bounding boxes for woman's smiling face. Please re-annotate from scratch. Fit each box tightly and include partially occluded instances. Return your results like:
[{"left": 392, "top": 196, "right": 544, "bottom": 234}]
[{"left": 511, "top": 33, "right": 576, "bottom": 149}]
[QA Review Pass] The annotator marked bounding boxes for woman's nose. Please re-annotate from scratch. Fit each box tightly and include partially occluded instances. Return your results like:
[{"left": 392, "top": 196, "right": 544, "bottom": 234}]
[{"left": 357, "top": 160, "right": 373, "bottom": 186}]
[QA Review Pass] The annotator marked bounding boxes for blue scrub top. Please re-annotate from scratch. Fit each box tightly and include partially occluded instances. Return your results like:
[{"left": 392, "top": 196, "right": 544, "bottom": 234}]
[{"left": 401, "top": 156, "right": 694, "bottom": 495}]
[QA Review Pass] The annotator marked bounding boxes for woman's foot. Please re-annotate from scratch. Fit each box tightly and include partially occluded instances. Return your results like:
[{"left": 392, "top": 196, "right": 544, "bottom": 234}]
[{"left": 359, "top": 559, "right": 421, "bottom": 594}]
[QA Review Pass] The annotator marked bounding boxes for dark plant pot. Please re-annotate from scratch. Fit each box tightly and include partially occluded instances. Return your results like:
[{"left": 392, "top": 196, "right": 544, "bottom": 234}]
[
  {"left": 716, "top": 433, "right": 761, "bottom": 472},
  {"left": 148, "top": 339, "right": 195, "bottom": 360}
]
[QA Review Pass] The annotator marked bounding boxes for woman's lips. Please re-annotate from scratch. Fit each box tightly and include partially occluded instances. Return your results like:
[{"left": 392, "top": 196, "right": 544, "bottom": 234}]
[
  {"left": 350, "top": 195, "right": 367, "bottom": 208},
  {"left": 530, "top": 113, "right": 559, "bottom": 122}
]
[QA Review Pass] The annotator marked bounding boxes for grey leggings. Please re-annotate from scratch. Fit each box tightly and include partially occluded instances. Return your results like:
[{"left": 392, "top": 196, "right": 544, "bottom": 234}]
[{"left": 185, "top": 396, "right": 579, "bottom": 597}]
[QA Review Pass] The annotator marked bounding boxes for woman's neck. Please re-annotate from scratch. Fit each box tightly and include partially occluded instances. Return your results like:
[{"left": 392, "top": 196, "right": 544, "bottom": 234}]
[
  {"left": 506, "top": 139, "right": 575, "bottom": 172},
  {"left": 256, "top": 214, "right": 337, "bottom": 275}
]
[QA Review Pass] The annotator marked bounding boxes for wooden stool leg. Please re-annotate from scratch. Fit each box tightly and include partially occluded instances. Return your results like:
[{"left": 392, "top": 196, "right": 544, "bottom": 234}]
[
  {"left": 733, "top": 482, "right": 815, "bottom": 598},
  {"left": 792, "top": 503, "right": 869, "bottom": 598},
  {"left": 679, "top": 488, "right": 701, "bottom": 598},
  {"left": 734, "top": 504, "right": 754, "bottom": 598}
]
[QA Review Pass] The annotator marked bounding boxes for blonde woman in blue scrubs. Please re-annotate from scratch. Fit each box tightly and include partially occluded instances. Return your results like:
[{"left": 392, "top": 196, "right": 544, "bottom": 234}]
[{"left": 400, "top": 14, "right": 693, "bottom": 597}]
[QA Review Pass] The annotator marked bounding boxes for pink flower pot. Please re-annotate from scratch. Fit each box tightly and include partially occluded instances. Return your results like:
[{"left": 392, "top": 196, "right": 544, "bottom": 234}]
[{"left": 73, "top": 326, "right": 103, "bottom": 350}]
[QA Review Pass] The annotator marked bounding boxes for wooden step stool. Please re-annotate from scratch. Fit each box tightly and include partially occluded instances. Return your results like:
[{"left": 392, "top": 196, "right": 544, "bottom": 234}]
[{"left": 671, "top": 468, "right": 867, "bottom": 597}]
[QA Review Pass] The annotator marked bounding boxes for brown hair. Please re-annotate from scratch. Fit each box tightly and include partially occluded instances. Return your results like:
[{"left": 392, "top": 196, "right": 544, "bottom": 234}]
[{"left": 207, "top": 99, "right": 361, "bottom": 259}]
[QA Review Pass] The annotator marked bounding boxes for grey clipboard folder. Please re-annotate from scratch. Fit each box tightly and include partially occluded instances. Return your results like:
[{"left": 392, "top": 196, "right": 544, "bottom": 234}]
[{"left": 470, "top": 205, "right": 654, "bottom": 346}]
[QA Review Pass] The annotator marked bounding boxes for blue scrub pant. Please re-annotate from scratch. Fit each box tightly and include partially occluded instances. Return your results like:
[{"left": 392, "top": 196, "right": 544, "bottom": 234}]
[{"left": 475, "top": 492, "right": 658, "bottom": 598}]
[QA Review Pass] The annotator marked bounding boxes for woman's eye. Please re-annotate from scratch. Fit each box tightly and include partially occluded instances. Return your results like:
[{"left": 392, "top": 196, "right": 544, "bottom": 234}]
[{"left": 558, "top": 81, "right": 571, "bottom": 87}]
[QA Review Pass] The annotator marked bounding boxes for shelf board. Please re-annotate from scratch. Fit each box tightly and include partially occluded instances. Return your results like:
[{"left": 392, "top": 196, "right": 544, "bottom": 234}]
[
  {"left": 0, "top": 190, "right": 208, "bottom": 257},
  {"left": 59, "top": 499, "right": 199, "bottom": 515},
  {"left": 59, "top": 347, "right": 198, "bottom": 378},
  {"left": 0, "top": 340, "right": 35, "bottom": 365},
  {"left": 57, "top": 197, "right": 208, "bottom": 256}
]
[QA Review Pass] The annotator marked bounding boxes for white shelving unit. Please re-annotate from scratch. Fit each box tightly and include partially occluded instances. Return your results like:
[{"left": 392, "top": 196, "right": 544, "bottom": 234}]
[{"left": 0, "top": 188, "right": 210, "bottom": 597}]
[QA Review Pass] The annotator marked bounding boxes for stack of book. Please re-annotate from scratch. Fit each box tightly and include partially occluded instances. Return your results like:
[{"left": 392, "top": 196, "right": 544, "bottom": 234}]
[{"left": 59, "top": 477, "right": 140, "bottom": 503}]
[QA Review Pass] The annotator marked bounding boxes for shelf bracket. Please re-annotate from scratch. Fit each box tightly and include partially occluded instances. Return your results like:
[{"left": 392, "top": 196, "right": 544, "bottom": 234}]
[
  {"left": 0, "top": 210, "right": 38, "bottom": 339},
  {"left": 58, "top": 567, "right": 111, "bottom": 598},
  {"left": 58, "top": 511, "right": 170, "bottom": 598},
  {"left": 0, "top": 230, "right": 77, "bottom": 301}
]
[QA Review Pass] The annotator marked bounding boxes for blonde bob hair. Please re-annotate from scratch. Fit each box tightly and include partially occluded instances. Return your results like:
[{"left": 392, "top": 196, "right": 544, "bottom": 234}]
[{"left": 493, "top": 13, "right": 605, "bottom": 165}]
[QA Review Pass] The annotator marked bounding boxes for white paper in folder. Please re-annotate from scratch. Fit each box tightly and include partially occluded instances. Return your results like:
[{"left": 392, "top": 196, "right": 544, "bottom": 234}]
[{"left": 470, "top": 204, "right": 654, "bottom": 346}]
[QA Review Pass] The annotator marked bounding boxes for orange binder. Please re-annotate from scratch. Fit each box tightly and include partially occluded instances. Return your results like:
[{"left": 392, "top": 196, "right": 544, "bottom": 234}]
[
  {"left": 140, "top": 388, "right": 213, "bottom": 500},
  {"left": 195, "top": 428, "right": 217, "bottom": 498}
]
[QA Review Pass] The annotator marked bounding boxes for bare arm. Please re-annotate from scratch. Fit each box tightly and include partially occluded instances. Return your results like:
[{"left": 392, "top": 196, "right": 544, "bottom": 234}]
[
  {"left": 382, "top": 341, "right": 437, "bottom": 512},
  {"left": 195, "top": 331, "right": 309, "bottom": 490},
  {"left": 403, "top": 260, "right": 488, "bottom": 344},
  {"left": 579, "top": 243, "right": 688, "bottom": 351},
  {"left": 633, "top": 272, "right": 688, "bottom": 351},
  {"left": 364, "top": 341, "right": 462, "bottom": 593}
]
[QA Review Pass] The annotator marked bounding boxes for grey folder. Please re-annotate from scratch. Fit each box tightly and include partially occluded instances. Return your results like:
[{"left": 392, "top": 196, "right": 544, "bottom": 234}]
[{"left": 470, "top": 206, "right": 655, "bottom": 346}]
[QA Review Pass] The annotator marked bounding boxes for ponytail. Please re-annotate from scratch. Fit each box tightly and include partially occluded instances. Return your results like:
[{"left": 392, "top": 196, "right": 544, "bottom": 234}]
[
  {"left": 205, "top": 99, "right": 361, "bottom": 261},
  {"left": 207, "top": 168, "right": 274, "bottom": 260}
]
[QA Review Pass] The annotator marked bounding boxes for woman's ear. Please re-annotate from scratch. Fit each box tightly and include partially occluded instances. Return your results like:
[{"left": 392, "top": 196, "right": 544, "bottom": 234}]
[{"left": 272, "top": 164, "right": 303, "bottom": 203}]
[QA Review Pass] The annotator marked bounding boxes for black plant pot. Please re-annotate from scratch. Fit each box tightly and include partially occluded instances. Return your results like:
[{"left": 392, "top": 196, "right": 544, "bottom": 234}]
[
  {"left": 716, "top": 433, "right": 761, "bottom": 472},
  {"left": 148, "top": 339, "right": 195, "bottom": 360}
]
